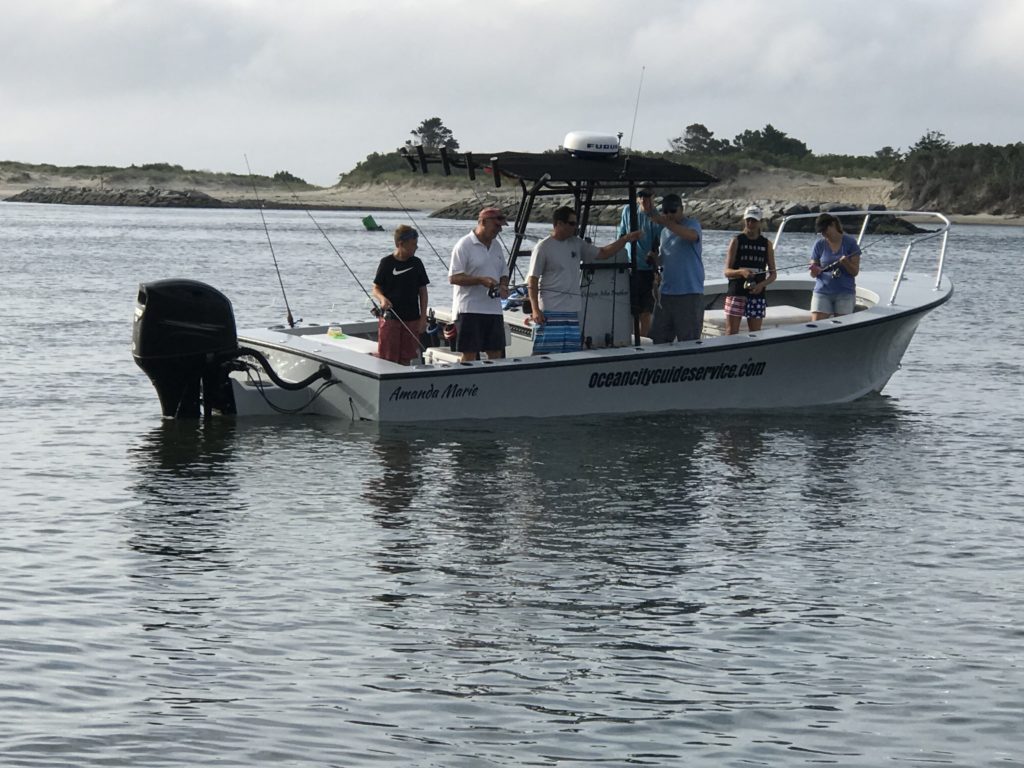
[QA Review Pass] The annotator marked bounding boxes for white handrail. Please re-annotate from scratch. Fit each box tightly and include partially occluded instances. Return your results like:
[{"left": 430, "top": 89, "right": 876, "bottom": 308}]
[{"left": 771, "top": 210, "right": 951, "bottom": 305}]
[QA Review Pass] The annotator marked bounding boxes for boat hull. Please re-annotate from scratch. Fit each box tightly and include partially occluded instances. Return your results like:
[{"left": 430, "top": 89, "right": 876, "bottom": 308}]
[{"left": 229, "top": 272, "right": 950, "bottom": 422}]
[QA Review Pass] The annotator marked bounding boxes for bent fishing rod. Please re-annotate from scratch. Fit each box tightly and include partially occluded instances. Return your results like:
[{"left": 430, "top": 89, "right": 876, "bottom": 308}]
[{"left": 245, "top": 154, "right": 296, "bottom": 328}]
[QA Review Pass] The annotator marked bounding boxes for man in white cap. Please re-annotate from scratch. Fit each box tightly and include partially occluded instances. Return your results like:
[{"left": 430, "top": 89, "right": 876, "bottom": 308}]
[
  {"left": 449, "top": 207, "right": 510, "bottom": 361},
  {"left": 723, "top": 205, "right": 776, "bottom": 334}
]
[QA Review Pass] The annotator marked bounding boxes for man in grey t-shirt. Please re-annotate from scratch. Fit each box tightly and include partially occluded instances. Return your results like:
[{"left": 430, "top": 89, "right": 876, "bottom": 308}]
[{"left": 526, "top": 206, "right": 641, "bottom": 354}]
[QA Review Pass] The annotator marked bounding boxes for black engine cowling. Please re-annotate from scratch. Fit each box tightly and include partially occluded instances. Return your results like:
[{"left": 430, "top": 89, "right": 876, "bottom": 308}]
[{"left": 133, "top": 279, "right": 239, "bottom": 418}]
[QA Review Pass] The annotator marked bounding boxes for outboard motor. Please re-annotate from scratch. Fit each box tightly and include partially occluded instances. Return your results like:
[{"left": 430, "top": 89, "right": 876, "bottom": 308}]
[{"left": 133, "top": 279, "right": 239, "bottom": 418}]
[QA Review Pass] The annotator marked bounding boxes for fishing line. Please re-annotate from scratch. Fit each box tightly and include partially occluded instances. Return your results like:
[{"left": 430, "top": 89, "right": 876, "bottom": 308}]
[
  {"left": 244, "top": 154, "right": 296, "bottom": 328},
  {"left": 627, "top": 65, "right": 646, "bottom": 153}
]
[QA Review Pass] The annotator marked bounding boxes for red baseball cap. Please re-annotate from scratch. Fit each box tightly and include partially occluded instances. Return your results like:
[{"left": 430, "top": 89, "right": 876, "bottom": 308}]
[{"left": 479, "top": 207, "right": 507, "bottom": 222}]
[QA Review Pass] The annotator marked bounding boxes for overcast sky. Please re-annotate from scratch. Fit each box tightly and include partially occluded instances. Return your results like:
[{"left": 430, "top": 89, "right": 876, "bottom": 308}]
[{"left": 3, "top": 0, "right": 1021, "bottom": 186}]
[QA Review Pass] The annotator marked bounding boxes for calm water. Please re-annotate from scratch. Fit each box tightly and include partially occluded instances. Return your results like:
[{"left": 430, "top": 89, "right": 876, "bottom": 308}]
[{"left": 2, "top": 202, "right": 1022, "bottom": 767}]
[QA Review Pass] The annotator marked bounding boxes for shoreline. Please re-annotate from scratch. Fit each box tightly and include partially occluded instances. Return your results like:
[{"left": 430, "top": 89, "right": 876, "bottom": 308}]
[{"left": 2, "top": 181, "right": 1022, "bottom": 227}]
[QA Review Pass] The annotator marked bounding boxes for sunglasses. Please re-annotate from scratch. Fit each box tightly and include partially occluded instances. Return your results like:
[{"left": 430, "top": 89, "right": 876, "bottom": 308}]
[
  {"left": 662, "top": 207, "right": 679, "bottom": 214},
  {"left": 563, "top": 219, "right": 578, "bottom": 226}
]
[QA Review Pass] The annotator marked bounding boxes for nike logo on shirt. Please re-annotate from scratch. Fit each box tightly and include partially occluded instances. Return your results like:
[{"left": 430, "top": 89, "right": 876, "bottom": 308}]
[{"left": 392, "top": 267, "right": 414, "bottom": 276}]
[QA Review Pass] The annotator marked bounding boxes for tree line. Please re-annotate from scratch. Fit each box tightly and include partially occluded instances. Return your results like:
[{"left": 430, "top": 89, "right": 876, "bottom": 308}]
[
  {"left": 340, "top": 116, "right": 1024, "bottom": 215},
  {"left": 664, "top": 122, "right": 1023, "bottom": 214}
]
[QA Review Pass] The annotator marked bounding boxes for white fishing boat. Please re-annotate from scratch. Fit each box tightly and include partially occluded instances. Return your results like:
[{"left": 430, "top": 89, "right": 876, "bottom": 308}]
[{"left": 132, "top": 137, "right": 952, "bottom": 422}]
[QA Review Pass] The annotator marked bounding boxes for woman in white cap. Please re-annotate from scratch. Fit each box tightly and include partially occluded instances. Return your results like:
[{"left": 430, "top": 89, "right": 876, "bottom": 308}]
[{"left": 723, "top": 205, "right": 776, "bottom": 335}]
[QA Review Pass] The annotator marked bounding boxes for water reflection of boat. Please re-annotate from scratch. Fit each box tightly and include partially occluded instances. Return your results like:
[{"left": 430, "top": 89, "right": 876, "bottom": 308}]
[
  {"left": 131, "top": 137, "right": 952, "bottom": 422},
  {"left": 125, "top": 420, "right": 241, "bottom": 565}
]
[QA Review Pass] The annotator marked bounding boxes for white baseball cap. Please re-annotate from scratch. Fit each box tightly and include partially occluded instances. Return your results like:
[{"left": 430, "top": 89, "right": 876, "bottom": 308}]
[{"left": 743, "top": 205, "right": 762, "bottom": 221}]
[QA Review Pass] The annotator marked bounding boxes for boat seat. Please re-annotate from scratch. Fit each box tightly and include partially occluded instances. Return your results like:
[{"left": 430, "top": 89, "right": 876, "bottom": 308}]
[{"left": 702, "top": 304, "right": 808, "bottom": 337}]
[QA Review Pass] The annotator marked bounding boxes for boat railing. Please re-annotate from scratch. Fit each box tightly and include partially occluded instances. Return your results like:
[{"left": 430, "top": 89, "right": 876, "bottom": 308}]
[{"left": 772, "top": 210, "right": 951, "bottom": 305}]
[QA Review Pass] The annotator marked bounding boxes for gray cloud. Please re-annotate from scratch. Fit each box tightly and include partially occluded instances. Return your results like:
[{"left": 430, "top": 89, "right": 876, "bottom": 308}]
[{"left": 1, "top": 0, "right": 1019, "bottom": 185}]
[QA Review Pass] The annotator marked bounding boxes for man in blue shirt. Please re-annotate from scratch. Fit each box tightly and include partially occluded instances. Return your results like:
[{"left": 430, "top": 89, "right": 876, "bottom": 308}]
[
  {"left": 617, "top": 186, "right": 662, "bottom": 337},
  {"left": 648, "top": 193, "right": 703, "bottom": 343}
]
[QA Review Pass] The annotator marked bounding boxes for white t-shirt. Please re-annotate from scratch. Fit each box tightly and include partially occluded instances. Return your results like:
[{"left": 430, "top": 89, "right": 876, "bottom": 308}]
[
  {"left": 449, "top": 231, "right": 508, "bottom": 317},
  {"left": 527, "top": 235, "right": 599, "bottom": 313}
]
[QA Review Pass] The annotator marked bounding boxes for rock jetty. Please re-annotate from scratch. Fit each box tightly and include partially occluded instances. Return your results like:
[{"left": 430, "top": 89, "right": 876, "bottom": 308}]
[
  {"left": 431, "top": 195, "right": 922, "bottom": 234},
  {"left": 6, "top": 186, "right": 226, "bottom": 208},
  {"left": 4, "top": 186, "right": 370, "bottom": 211}
]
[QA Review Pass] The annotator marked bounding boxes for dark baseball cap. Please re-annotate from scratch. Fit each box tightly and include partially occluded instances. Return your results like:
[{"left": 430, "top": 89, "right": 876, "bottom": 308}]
[{"left": 660, "top": 193, "right": 683, "bottom": 212}]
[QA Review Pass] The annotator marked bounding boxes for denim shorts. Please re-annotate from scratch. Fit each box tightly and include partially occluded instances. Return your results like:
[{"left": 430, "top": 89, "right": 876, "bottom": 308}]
[{"left": 810, "top": 292, "right": 855, "bottom": 316}]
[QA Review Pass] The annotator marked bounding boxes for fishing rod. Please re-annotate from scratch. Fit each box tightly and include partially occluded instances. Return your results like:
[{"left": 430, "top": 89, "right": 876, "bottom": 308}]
[
  {"left": 387, "top": 176, "right": 523, "bottom": 299},
  {"left": 463, "top": 181, "right": 526, "bottom": 284},
  {"left": 382, "top": 180, "right": 515, "bottom": 336},
  {"left": 753, "top": 231, "right": 905, "bottom": 286},
  {"left": 278, "top": 179, "right": 427, "bottom": 353},
  {"left": 382, "top": 179, "right": 449, "bottom": 271},
  {"left": 244, "top": 154, "right": 296, "bottom": 328},
  {"left": 735, "top": 229, "right": 905, "bottom": 287}
]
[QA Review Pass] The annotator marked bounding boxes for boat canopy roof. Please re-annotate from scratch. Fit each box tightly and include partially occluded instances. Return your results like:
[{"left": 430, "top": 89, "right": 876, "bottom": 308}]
[
  {"left": 403, "top": 147, "right": 718, "bottom": 190},
  {"left": 403, "top": 146, "right": 719, "bottom": 332}
]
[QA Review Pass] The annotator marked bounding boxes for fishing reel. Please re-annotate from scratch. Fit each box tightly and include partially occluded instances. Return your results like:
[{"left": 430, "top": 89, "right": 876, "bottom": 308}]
[
  {"left": 743, "top": 271, "right": 766, "bottom": 292},
  {"left": 487, "top": 285, "right": 501, "bottom": 299},
  {"left": 371, "top": 305, "right": 398, "bottom": 320},
  {"left": 424, "top": 308, "right": 438, "bottom": 335}
]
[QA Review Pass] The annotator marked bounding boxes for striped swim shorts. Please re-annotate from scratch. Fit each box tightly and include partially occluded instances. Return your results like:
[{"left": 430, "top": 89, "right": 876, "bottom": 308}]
[{"left": 532, "top": 311, "right": 581, "bottom": 354}]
